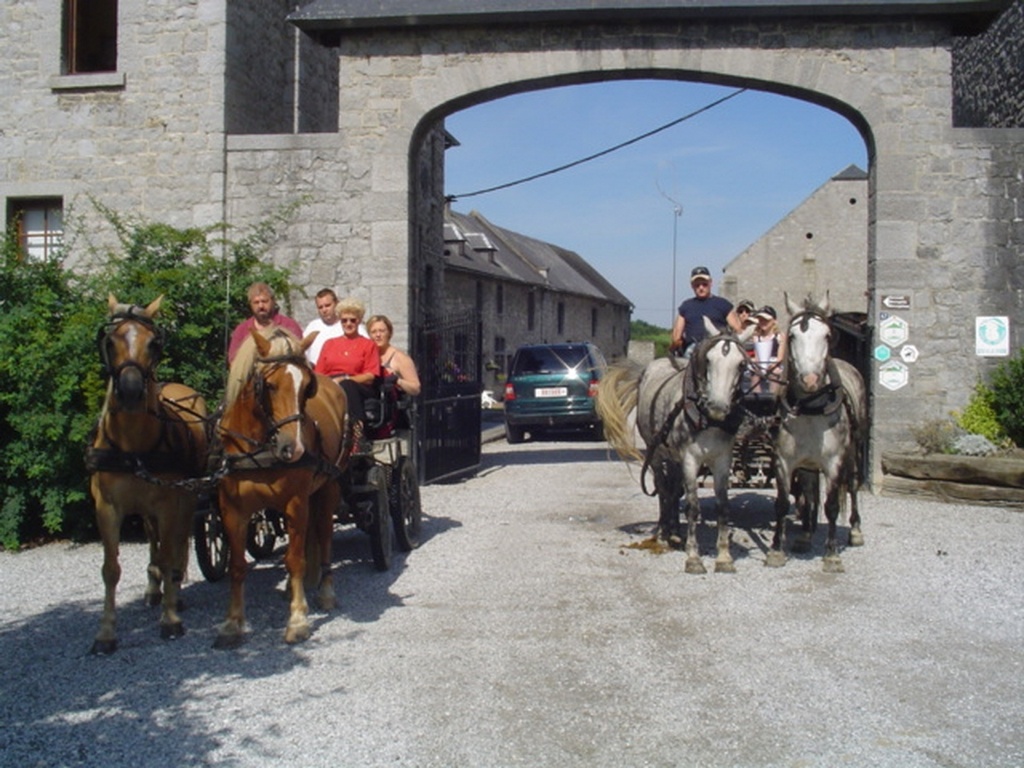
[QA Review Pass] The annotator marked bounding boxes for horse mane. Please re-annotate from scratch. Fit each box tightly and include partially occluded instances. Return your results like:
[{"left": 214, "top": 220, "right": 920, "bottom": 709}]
[{"left": 225, "top": 326, "right": 303, "bottom": 406}]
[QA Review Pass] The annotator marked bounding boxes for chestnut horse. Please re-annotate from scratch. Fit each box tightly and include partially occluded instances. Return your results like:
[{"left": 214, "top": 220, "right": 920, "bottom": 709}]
[
  {"left": 88, "top": 295, "right": 209, "bottom": 654},
  {"left": 214, "top": 327, "right": 349, "bottom": 648}
]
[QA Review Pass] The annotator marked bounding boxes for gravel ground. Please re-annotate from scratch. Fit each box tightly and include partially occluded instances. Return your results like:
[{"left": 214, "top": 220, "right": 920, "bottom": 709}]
[{"left": 1, "top": 436, "right": 1022, "bottom": 768}]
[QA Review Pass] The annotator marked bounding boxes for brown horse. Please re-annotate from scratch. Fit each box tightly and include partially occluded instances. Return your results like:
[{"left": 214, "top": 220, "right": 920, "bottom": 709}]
[
  {"left": 214, "top": 327, "right": 349, "bottom": 648},
  {"left": 88, "top": 295, "right": 209, "bottom": 654}
]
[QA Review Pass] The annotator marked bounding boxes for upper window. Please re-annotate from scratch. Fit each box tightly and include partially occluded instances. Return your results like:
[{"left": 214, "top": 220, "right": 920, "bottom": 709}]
[
  {"left": 9, "top": 199, "right": 64, "bottom": 261},
  {"left": 63, "top": 0, "right": 118, "bottom": 75}
]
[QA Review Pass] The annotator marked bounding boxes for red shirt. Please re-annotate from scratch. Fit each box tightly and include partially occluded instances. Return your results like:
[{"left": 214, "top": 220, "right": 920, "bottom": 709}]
[{"left": 315, "top": 334, "right": 381, "bottom": 378}]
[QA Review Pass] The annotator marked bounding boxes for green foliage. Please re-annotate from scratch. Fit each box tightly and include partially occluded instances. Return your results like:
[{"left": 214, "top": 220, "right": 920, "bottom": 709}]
[
  {"left": 630, "top": 319, "right": 672, "bottom": 358},
  {"left": 954, "top": 382, "right": 1006, "bottom": 444},
  {"left": 989, "top": 348, "right": 1024, "bottom": 448},
  {"left": 0, "top": 201, "right": 301, "bottom": 549}
]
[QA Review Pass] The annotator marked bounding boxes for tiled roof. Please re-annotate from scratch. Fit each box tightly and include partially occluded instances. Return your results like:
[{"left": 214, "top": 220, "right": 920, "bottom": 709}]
[{"left": 444, "top": 209, "right": 632, "bottom": 307}]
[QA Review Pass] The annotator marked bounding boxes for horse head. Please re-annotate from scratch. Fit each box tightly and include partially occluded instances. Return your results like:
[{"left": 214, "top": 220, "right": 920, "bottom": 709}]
[
  {"left": 692, "top": 316, "right": 754, "bottom": 422},
  {"left": 99, "top": 294, "right": 165, "bottom": 411},
  {"left": 247, "top": 328, "right": 320, "bottom": 463},
  {"left": 784, "top": 291, "right": 832, "bottom": 393}
]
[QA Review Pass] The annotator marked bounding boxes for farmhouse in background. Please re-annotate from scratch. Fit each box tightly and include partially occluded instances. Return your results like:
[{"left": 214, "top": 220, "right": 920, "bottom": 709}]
[
  {"left": 721, "top": 165, "right": 869, "bottom": 315},
  {"left": 443, "top": 208, "right": 632, "bottom": 389}
]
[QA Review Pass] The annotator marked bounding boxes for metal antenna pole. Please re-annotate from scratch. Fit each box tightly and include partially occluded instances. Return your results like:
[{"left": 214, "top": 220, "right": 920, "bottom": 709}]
[{"left": 657, "top": 178, "right": 684, "bottom": 327}]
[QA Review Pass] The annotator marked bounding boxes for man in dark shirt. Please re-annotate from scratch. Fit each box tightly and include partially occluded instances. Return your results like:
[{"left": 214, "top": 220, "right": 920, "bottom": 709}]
[{"left": 669, "top": 266, "right": 742, "bottom": 358}]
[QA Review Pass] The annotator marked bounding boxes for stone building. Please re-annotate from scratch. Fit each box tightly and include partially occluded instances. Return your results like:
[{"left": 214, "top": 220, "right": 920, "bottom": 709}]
[
  {"left": 721, "top": 165, "right": 869, "bottom": 315},
  {"left": 3, "top": 1, "right": 1023, "bottom": 480},
  {"left": 443, "top": 208, "right": 632, "bottom": 391}
]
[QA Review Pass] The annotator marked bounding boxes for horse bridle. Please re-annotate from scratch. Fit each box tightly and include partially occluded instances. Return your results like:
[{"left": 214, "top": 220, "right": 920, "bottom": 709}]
[
  {"left": 97, "top": 309, "right": 166, "bottom": 390},
  {"left": 247, "top": 352, "right": 318, "bottom": 441},
  {"left": 686, "top": 332, "right": 748, "bottom": 423},
  {"left": 782, "top": 309, "right": 843, "bottom": 417}
]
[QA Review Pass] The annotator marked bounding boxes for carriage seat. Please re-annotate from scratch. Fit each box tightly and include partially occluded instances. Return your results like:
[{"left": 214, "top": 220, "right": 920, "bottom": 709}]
[{"left": 364, "top": 374, "right": 413, "bottom": 440}]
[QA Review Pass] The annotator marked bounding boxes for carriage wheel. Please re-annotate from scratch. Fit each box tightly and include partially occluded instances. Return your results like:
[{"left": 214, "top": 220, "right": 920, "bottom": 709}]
[
  {"left": 246, "top": 508, "right": 278, "bottom": 560},
  {"left": 367, "top": 465, "right": 393, "bottom": 571},
  {"left": 193, "top": 497, "right": 228, "bottom": 582},
  {"left": 390, "top": 457, "right": 422, "bottom": 552}
]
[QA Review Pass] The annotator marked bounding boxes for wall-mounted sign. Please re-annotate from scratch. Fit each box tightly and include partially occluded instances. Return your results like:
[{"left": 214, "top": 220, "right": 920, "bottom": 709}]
[
  {"left": 976, "top": 316, "right": 1010, "bottom": 357},
  {"left": 899, "top": 344, "right": 919, "bottom": 363},
  {"left": 878, "top": 314, "right": 909, "bottom": 347},
  {"left": 882, "top": 294, "right": 911, "bottom": 310},
  {"left": 874, "top": 344, "right": 892, "bottom": 362},
  {"left": 878, "top": 360, "right": 910, "bottom": 391}
]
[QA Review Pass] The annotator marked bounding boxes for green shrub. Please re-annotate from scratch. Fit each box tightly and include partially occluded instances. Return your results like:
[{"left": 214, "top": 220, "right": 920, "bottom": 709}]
[
  {"left": 0, "top": 201, "right": 302, "bottom": 549},
  {"left": 630, "top": 319, "right": 673, "bottom": 358},
  {"left": 954, "top": 382, "right": 1005, "bottom": 444},
  {"left": 989, "top": 348, "right": 1024, "bottom": 448}
]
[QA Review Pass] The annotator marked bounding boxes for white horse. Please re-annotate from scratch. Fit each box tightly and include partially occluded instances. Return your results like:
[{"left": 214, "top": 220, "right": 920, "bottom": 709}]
[
  {"left": 598, "top": 318, "right": 755, "bottom": 574},
  {"left": 768, "top": 293, "right": 867, "bottom": 572}
]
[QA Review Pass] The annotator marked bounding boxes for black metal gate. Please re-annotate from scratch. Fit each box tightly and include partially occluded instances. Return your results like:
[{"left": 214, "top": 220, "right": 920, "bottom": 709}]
[
  {"left": 831, "top": 311, "right": 872, "bottom": 484},
  {"left": 415, "top": 311, "right": 482, "bottom": 484}
]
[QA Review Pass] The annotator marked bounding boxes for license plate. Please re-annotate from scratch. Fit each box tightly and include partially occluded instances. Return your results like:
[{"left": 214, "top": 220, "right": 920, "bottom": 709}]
[{"left": 535, "top": 387, "right": 567, "bottom": 398}]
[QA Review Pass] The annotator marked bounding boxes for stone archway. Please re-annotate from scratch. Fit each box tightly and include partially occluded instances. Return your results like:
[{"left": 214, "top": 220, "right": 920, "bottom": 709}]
[{"left": 280, "top": 6, "right": 1022, "bottom": 483}]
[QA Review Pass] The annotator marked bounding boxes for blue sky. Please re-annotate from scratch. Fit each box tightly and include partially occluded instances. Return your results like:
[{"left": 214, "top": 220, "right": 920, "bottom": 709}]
[{"left": 443, "top": 80, "right": 868, "bottom": 328}]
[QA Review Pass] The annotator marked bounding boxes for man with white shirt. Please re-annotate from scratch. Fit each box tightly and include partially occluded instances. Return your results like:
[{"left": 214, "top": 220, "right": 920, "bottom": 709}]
[{"left": 303, "top": 288, "right": 345, "bottom": 366}]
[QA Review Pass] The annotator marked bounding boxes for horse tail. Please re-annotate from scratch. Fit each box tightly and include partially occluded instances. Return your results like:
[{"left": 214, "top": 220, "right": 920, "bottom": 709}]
[{"left": 597, "top": 360, "right": 644, "bottom": 462}]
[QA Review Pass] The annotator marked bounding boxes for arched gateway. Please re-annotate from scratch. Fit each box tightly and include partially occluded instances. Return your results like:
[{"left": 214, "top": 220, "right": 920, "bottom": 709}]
[{"left": 226, "top": 1, "right": 1022, "bottom": 484}]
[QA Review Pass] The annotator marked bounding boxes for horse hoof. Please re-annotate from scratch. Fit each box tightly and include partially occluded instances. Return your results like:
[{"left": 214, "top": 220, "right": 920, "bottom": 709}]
[
  {"left": 666, "top": 533, "right": 684, "bottom": 550},
  {"left": 285, "top": 624, "right": 311, "bottom": 644},
  {"left": 160, "top": 622, "right": 185, "bottom": 640},
  {"left": 714, "top": 560, "right": 736, "bottom": 574},
  {"left": 145, "top": 593, "right": 162, "bottom": 607},
  {"left": 319, "top": 593, "right": 338, "bottom": 612},
  {"left": 90, "top": 638, "right": 118, "bottom": 655},
  {"left": 823, "top": 556, "right": 844, "bottom": 574},
  {"left": 684, "top": 558, "right": 707, "bottom": 575},
  {"left": 213, "top": 632, "right": 244, "bottom": 650},
  {"left": 765, "top": 550, "right": 787, "bottom": 568},
  {"left": 849, "top": 530, "right": 865, "bottom": 547}
]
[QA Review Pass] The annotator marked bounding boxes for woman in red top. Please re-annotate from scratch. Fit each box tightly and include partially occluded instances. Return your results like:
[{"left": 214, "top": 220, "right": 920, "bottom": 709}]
[{"left": 315, "top": 297, "right": 380, "bottom": 447}]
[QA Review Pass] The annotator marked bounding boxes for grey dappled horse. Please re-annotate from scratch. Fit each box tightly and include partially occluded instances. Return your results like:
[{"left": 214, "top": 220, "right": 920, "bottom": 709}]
[
  {"left": 769, "top": 293, "right": 867, "bottom": 572},
  {"left": 598, "top": 318, "right": 755, "bottom": 574}
]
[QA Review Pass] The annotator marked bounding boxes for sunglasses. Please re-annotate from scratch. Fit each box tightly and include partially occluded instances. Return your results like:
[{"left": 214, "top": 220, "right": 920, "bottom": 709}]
[{"left": 340, "top": 318, "right": 359, "bottom": 325}]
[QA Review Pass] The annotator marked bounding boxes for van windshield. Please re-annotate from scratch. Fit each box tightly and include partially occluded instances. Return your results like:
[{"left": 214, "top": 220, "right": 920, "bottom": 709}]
[{"left": 513, "top": 347, "right": 589, "bottom": 375}]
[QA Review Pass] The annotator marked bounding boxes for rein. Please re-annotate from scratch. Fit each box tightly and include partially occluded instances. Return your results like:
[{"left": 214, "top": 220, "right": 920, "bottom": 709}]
[{"left": 638, "top": 333, "right": 744, "bottom": 498}]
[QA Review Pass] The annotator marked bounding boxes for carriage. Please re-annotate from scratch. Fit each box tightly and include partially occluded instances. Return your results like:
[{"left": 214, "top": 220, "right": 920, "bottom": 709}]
[{"left": 192, "top": 375, "right": 422, "bottom": 582}]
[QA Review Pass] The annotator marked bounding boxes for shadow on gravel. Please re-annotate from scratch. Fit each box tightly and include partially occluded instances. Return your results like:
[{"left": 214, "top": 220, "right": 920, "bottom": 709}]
[
  {"left": 615, "top": 490, "right": 856, "bottom": 564},
  {"left": 0, "top": 568, "right": 318, "bottom": 766}
]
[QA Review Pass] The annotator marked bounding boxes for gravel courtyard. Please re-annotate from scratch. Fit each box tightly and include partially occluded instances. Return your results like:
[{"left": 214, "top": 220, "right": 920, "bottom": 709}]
[{"left": 1, "top": 437, "right": 1021, "bottom": 767}]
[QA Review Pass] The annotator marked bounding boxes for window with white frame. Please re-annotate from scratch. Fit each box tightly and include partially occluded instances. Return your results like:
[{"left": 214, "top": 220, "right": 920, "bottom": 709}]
[{"left": 9, "top": 199, "right": 64, "bottom": 261}]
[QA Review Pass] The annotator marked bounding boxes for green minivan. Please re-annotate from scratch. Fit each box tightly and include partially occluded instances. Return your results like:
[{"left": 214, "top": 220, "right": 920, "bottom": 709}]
[{"left": 502, "top": 342, "right": 607, "bottom": 444}]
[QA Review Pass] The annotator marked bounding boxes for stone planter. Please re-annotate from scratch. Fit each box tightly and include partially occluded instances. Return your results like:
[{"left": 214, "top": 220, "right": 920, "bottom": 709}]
[{"left": 881, "top": 453, "right": 1024, "bottom": 508}]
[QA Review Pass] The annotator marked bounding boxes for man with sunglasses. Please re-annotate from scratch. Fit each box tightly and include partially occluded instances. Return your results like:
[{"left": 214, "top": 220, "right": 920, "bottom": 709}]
[
  {"left": 669, "top": 266, "right": 742, "bottom": 359},
  {"left": 227, "top": 282, "right": 303, "bottom": 364}
]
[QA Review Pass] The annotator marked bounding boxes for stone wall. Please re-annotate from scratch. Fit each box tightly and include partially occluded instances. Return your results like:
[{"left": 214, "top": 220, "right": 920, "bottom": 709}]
[
  {"left": 0, "top": 0, "right": 229, "bottom": 265},
  {"left": 952, "top": 0, "right": 1024, "bottom": 128},
  {"left": 225, "top": 0, "right": 339, "bottom": 134},
  {"left": 721, "top": 171, "right": 869, "bottom": 315}
]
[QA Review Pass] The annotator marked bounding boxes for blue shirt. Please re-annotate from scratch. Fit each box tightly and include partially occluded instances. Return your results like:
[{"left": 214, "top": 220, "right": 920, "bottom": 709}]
[{"left": 678, "top": 295, "right": 734, "bottom": 346}]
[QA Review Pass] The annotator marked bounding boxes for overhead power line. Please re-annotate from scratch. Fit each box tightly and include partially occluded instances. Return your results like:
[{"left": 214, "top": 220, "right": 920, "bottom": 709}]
[{"left": 447, "top": 87, "right": 747, "bottom": 202}]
